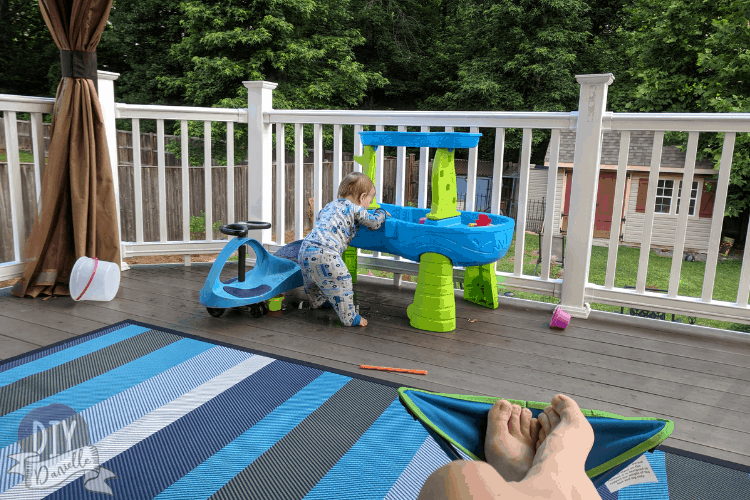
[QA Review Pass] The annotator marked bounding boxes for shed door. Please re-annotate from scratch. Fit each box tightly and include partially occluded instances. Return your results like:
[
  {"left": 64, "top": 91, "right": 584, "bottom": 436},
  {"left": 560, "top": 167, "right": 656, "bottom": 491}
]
[
  {"left": 561, "top": 170, "right": 573, "bottom": 233},
  {"left": 594, "top": 171, "right": 618, "bottom": 238}
]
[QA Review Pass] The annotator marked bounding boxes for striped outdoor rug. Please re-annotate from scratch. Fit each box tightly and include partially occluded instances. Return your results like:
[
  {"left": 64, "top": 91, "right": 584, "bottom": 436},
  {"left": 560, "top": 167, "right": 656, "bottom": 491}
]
[
  {"left": 0, "top": 321, "right": 452, "bottom": 499},
  {"left": 2, "top": 320, "right": 748, "bottom": 500}
]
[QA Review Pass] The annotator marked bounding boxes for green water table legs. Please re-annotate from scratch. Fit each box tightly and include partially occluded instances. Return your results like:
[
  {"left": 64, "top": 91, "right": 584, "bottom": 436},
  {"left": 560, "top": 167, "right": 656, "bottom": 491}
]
[
  {"left": 464, "top": 262, "right": 499, "bottom": 309},
  {"left": 408, "top": 147, "right": 461, "bottom": 332},
  {"left": 343, "top": 246, "right": 358, "bottom": 284},
  {"left": 407, "top": 253, "right": 456, "bottom": 332}
]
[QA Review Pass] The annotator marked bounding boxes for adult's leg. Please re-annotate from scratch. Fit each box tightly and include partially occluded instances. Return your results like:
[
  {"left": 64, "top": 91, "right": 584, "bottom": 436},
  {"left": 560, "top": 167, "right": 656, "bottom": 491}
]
[
  {"left": 418, "top": 394, "right": 600, "bottom": 500},
  {"left": 417, "top": 460, "right": 518, "bottom": 500}
]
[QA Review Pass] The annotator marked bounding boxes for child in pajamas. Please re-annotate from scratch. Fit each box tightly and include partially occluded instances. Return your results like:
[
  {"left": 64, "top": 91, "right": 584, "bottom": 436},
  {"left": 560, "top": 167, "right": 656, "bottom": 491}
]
[{"left": 298, "top": 172, "right": 389, "bottom": 326}]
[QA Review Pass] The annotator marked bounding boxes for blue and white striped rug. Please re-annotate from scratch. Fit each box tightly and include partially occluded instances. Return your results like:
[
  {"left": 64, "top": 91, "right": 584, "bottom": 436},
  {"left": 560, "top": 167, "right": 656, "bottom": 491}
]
[{"left": 0, "top": 321, "right": 452, "bottom": 499}]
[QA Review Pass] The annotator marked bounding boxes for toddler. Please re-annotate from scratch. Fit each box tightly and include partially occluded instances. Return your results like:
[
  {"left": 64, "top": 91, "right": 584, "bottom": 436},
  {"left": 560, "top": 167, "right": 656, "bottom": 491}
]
[{"left": 298, "top": 172, "right": 389, "bottom": 326}]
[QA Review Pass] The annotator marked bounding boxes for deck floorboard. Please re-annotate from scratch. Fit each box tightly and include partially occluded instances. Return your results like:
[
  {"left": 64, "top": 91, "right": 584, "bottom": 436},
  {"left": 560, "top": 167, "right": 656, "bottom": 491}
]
[{"left": 1, "top": 263, "right": 749, "bottom": 468}]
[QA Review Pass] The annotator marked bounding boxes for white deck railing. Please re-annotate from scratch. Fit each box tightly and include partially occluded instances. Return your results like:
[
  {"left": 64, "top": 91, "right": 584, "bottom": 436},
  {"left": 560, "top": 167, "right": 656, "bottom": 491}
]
[{"left": 1, "top": 72, "right": 749, "bottom": 325}]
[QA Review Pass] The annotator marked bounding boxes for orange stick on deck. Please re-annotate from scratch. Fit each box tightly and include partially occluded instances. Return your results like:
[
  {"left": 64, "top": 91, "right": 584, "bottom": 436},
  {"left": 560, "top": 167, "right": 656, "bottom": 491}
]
[{"left": 360, "top": 364, "right": 428, "bottom": 375}]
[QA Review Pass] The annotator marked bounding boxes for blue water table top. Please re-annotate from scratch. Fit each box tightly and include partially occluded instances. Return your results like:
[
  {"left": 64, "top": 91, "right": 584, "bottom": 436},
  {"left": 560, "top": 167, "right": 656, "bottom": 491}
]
[
  {"left": 359, "top": 131, "right": 482, "bottom": 150},
  {"left": 350, "top": 203, "right": 515, "bottom": 267},
  {"left": 352, "top": 131, "right": 514, "bottom": 267}
]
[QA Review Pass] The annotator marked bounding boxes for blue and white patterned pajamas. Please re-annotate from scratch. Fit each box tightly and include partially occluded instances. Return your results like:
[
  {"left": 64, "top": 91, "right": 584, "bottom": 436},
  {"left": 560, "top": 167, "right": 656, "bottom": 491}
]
[{"left": 299, "top": 199, "right": 386, "bottom": 326}]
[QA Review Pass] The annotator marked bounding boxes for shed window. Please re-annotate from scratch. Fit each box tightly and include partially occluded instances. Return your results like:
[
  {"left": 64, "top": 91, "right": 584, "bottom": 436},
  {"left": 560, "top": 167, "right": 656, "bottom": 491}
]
[
  {"left": 676, "top": 181, "right": 699, "bottom": 216},
  {"left": 654, "top": 180, "right": 674, "bottom": 214}
]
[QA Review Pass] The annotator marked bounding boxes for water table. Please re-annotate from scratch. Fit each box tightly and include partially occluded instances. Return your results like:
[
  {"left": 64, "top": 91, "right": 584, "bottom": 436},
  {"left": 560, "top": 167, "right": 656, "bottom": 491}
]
[{"left": 347, "top": 131, "right": 515, "bottom": 332}]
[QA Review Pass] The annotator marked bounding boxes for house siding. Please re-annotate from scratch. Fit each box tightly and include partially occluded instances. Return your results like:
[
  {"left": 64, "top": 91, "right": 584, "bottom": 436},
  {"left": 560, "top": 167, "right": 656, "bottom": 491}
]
[
  {"left": 622, "top": 174, "right": 713, "bottom": 252},
  {"left": 545, "top": 130, "right": 714, "bottom": 169},
  {"left": 527, "top": 168, "right": 550, "bottom": 202},
  {"left": 525, "top": 167, "right": 565, "bottom": 235}
]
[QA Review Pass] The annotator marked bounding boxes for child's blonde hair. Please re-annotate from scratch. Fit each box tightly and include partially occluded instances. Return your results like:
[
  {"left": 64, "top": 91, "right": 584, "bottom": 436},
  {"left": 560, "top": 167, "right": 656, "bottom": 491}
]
[{"left": 338, "top": 172, "right": 375, "bottom": 201}]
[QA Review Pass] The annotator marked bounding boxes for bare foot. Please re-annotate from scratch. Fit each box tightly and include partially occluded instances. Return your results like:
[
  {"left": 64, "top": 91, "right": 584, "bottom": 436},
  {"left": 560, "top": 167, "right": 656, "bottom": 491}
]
[
  {"left": 533, "top": 394, "right": 594, "bottom": 467},
  {"left": 518, "top": 394, "right": 599, "bottom": 500},
  {"left": 359, "top": 318, "right": 368, "bottom": 327},
  {"left": 484, "top": 400, "right": 541, "bottom": 482}
]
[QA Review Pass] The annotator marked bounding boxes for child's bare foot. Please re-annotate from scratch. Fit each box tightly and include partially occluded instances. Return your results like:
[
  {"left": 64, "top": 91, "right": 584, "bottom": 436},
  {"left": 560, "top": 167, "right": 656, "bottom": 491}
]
[
  {"left": 359, "top": 318, "right": 368, "bottom": 327},
  {"left": 484, "top": 400, "right": 541, "bottom": 482}
]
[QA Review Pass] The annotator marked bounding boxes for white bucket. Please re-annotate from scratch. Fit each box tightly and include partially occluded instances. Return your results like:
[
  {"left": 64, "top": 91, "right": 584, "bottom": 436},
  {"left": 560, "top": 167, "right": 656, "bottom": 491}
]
[{"left": 69, "top": 257, "right": 120, "bottom": 301}]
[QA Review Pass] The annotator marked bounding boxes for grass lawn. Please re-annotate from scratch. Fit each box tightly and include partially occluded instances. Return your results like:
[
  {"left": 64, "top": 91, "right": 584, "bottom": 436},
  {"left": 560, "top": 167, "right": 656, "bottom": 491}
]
[
  {"left": 357, "top": 233, "right": 748, "bottom": 333},
  {"left": 0, "top": 151, "right": 37, "bottom": 163}
]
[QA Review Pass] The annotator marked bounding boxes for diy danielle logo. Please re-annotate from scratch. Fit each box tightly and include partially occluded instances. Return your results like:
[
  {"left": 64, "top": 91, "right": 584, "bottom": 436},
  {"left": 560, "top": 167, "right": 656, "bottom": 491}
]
[{"left": 7, "top": 404, "right": 117, "bottom": 495}]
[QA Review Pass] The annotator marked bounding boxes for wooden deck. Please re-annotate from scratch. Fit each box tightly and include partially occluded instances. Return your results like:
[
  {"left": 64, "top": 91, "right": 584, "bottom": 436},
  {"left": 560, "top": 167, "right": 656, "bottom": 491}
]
[{"left": 1, "top": 263, "right": 749, "bottom": 469}]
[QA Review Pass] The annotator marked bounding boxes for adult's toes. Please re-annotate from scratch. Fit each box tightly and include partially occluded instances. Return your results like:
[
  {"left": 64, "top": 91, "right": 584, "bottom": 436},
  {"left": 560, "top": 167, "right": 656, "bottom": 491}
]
[
  {"left": 536, "top": 427, "right": 546, "bottom": 451},
  {"left": 520, "top": 408, "right": 532, "bottom": 438},
  {"left": 509, "top": 404, "right": 522, "bottom": 434},
  {"left": 553, "top": 394, "right": 583, "bottom": 425},
  {"left": 529, "top": 417, "right": 540, "bottom": 443},
  {"left": 544, "top": 405, "right": 561, "bottom": 428},
  {"left": 538, "top": 410, "right": 551, "bottom": 435},
  {"left": 487, "top": 399, "right": 513, "bottom": 436}
]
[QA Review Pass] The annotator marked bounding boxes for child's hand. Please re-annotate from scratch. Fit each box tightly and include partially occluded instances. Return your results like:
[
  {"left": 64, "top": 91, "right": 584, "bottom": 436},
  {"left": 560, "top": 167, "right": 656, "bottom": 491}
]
[{"left": 385, "top": 211, "right": 392, "bottom": 217}]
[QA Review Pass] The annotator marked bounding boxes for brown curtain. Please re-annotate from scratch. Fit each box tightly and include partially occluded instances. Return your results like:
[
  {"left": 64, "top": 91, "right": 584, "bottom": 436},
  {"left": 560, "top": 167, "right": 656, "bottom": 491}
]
[{"left": 12, "top": 0, "right": 120, "bottom": 299}]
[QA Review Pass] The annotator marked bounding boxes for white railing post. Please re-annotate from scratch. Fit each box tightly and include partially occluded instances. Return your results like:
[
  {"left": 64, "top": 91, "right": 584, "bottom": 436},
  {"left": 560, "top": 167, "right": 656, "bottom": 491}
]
[
  {"left": 558, "top": 73, "right": 614, "bottom": 318},
  {"left": 97, "top": 71, "right": 125, "bottom": 267},
  {"left": 244, "top": 80, "right": 277, "bottom": 243},
  {"left": 3, "top": 110, "right": 24, "bottom": 263}
]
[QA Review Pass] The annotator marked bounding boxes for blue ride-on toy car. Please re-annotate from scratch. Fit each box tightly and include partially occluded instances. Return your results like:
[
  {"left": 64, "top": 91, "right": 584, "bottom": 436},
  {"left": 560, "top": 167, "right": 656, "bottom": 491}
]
[{"left": 199, "top": 221, "right": 304, "bottom": 318}]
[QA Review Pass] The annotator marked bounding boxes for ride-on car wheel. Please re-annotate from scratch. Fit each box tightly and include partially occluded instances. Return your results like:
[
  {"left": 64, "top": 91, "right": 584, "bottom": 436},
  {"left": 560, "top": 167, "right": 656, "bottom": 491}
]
[
  {"left": 207, "top": 307, "right": 226, "bottom": 318},
  {"left": 250, "top": 304, "right": 264, "bottom": 318}
]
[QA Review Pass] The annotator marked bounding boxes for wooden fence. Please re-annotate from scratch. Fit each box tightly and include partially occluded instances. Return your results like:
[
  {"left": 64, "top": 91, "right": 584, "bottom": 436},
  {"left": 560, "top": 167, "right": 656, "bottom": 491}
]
[
  {"left": 1, "top": 119, "right": 428, "bottom": 261},
  {"left": 1, "top": 158, "right": 405, "bottom": 263}
]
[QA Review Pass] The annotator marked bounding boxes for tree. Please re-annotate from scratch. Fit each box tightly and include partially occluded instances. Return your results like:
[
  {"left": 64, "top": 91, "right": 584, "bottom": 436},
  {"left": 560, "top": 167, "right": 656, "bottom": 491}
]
[
  {"left": 97, "top": 0, "right": 186, "bottom": 106},
  {"left": 613, "top": 0, "right": 750, "bottom": 217},
  {"left": 417, "top": 0, "right": 626, "bottom": 163},
  {"left": 349, "top": 0, "right": 445, "bottom": 111},
  {"left": 0, "top": 0, "right": 60, "bottom": 97},
  {"left": 155, "top": 0, "right": 389, "bottom": 162},
  {"left": 159, "top": 0, "right": 386, "bottom": 110}
]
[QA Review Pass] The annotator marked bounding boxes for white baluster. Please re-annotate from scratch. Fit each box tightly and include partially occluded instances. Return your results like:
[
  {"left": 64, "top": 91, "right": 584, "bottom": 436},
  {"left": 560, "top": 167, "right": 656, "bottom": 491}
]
[
  {"left": 604, "top": 131, "right": 631, "bottom": 290},
  {"left": 418, "top": 125, "right": 430, "bottom": 209},
  {"left": 314, "top": 123, "right": 323, "bottom": 219},
  {"left": 490, "top": 128, "right": 505, "bottom": 216},
  {"left": 353, "top": 124, "right": 363, "bottom": 173},
  {"left": 132, "top": 118, "right": 144, "bottom": 244},
  {"left": 668, "top": 132, "right": 699, "bottom": 297},
  {"left": 702, "top": 132, "right": 736, "bottom": 302},
  {"left": 466, "top": 126, "right": 479, "bottom": 212},
  {"left": 333, "top": 124, "right": 343, "bottom": 196},
  {"left": 204, "top": 120, "right": 212, "bottom": 242},
  {"left": 635, "top": 131, "right": 664, "bottom": 294},
  {"left": 3, "top": 111, "right": 24, "bottom": 262},
  {"left": 227, "top": 121, "right": 235, "bottom": 229},
  {"left": 276, "top": 122, "right": 286, "bottom": 245},
  {"left": 157, "top": 119, "right": 167, "bottom": 242},
  {"left": 395, "top": 125, "right": 407, "bottom": 206},
  {"left": 295, "top": 123, "right": 304, "bottom": 241},
  {"left": 181, "top": 120, "right": 190, "bottom": 242},
  {"left": 541, "top": 129, "right": 561, "bottom": 281},
  {"left": 514, "top": 128, "right": 533, "bottom": 277}
]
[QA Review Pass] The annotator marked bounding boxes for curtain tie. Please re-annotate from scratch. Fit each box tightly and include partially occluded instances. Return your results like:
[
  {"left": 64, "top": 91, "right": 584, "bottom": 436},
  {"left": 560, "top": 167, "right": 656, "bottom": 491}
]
[{"left": 60, "top": 50, "right": 98, "bottom": 91}]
